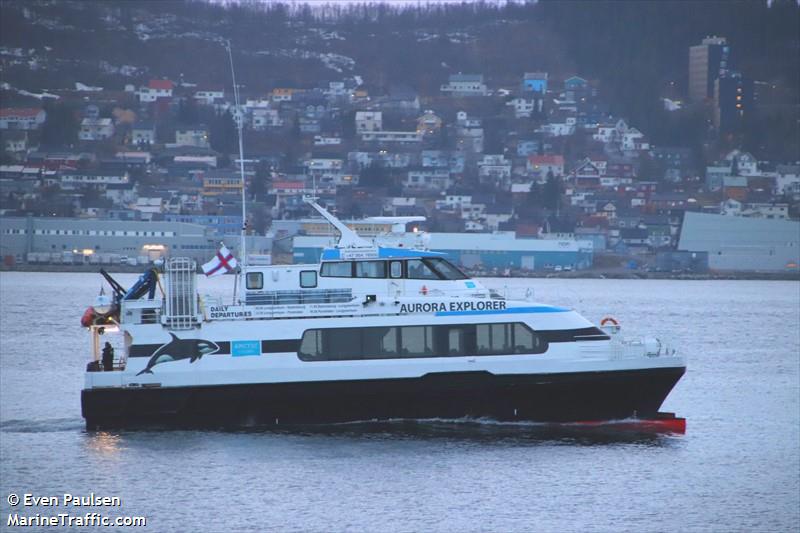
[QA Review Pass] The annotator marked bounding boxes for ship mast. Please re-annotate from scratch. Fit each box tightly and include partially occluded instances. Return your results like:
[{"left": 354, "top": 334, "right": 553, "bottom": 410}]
[{"left": 226, "top": 40, "right": 247, "bottom": 271}]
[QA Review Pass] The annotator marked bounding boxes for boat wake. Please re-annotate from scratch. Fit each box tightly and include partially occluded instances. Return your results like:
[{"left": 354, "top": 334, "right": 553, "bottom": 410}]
[{"left": 0, "top": 417, "right": 85, "bottom": 434}]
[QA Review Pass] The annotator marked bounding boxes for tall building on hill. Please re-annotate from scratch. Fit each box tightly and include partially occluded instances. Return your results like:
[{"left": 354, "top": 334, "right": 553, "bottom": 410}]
[
  {"left": 713, "top": 72, "right": 754, "bottom": 133},
  {"left": 688, "top": 36, "right": 731, "bottom": 103}
]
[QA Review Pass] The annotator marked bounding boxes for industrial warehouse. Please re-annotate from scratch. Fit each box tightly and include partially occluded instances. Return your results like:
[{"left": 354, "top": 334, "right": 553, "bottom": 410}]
[{"left": 0, "top": 217, "right": 271, "bottom": 266}]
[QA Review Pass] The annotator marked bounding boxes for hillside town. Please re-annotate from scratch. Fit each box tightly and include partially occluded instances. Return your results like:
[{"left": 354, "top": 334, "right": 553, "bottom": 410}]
[{"left": 1, "top": 30, "right": 798, "bottom": 275}]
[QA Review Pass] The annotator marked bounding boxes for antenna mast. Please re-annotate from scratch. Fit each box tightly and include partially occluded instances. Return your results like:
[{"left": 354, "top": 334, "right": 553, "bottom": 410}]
[{"left": 226, "top": 40, "right": 247, "bottom": 270}]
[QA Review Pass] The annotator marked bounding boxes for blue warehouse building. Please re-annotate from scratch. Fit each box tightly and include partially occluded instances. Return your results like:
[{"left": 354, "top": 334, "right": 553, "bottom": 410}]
[{"left": 293, "top": 232, "right": 593, "bottom": 272}]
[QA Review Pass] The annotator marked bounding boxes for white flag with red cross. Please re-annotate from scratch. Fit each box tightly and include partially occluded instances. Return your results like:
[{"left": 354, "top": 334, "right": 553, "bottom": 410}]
[{"left": 202, "top": 244, "right": 238, "bottom": 277}]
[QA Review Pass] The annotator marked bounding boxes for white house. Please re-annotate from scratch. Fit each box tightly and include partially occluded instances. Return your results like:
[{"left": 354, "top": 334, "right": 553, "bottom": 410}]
[
  {"left": 175, "top": 128, "right": 209, "bottom": 148},
  {"left": 506, "top": 98, "right": 542, "bottom": 118},
  {"left": 0, "top": 108, "right": 46, "bottom": 130},
  {"left": 441, "top": 74, "right": 488, "bottom": 96},
  {"left": 360, "top": 130, "right": 421, "bottom": 143},
  {"left": 478, "top": 155, "right": 512, "bottom": 187},
  {"left": 252, "top": 109, "right": 282, "bottom": 130},
  {"left": 79, "top": 118, "right": 114, "bottom": 141},
  {"left": 538, "top": 118, "right": 576, "bottom": 137},
  {"left": 137, "top": 80, "right": 174, "bottom": 103},
  {"left": 130, "top": 123, "right": 155, "bottom": 146},
  {"left": 194, "top": 88, "right": 224, "bottom": 106},
  {"left": 404, "top": 169, "right": 452, "bottom": 191},
  {"left": 724, "top": 149, "right": 759, "bottom": 176},
  {"left": 355, "top": 111, "right": 382, "bottom": 132},
  {"left": 621, "top": 128, "right": 649, "bottom": 151}
]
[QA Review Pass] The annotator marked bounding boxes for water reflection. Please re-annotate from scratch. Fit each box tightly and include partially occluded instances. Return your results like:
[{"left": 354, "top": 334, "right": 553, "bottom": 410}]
[{"left": 83, "top": 431, "right": 123, "bottom": 457}]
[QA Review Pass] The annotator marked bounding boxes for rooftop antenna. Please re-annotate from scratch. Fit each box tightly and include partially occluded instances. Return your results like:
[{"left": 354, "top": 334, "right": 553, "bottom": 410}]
[{"left": 226, "top": 40, "right": 247, "bottom": 272}]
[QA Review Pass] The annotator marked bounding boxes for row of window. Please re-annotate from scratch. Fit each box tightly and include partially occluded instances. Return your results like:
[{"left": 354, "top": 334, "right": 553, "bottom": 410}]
[
  {"left": 30, "top": 229, "right": 175, "bottom": 237},
  {"left": 298, "top": 322, "right": 547, "bottom": 361},
  {"left": 320, "top": 257, "right": 468, "bottom": 281}
]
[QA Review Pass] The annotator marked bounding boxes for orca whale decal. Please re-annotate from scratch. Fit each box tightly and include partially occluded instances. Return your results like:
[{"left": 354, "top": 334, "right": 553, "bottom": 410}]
[{"left": 136, "top": 333, "right": 220, "bottom": 375}]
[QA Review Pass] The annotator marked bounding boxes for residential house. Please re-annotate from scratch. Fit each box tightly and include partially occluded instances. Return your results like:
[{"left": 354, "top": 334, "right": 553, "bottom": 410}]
[
  {"left": 440, "top": 74, "right": 488, "bottom": 97},
  {"left": 355, "top": 111, "right": 382, "bottom": 132},
  {"left": 132, "top": 197, "right": 165, "bottom": 217},
  {"left": 516, "top": 139, "right": 540, "bottom": 157},
  {"left": 527, "top": 155, "right": 564, "bottom": 182},
  {"left": 478, "top": 155, "right": 512, "bottom": 188},
  {"left": 722, "top": 176, "right": 748, "bottom": 201},
  {"left": 175, "top": 127, "right": 209, "bottom": 148},
  {"left": 538, "top": 116, "right": 576, "bottom": 137},
  {"left": 252, "top": 109, "right": 283, "bottom": 130},
  {"left": 137, "top": 79, "right": 174, "bottom": 103},
  {"left": 564, "top": 76, "right": 590, "bottom": 101},
  {"left": 724, "top": 149, "right": 759, "bottom": 176},
  {"left": 484, "top": 205, "right": 514, "bottom": 231},
  {"left": 201, "top": 170, "right": 244, "bottom": 197},
  {"left": 59, "top": 169, "right": 129, "bottom": 190},
  {"left": 522, "top": 72, "right": 548, "bottom": 94},
  {"left": 416, "top": 110, "right": 443, "bottom": 136},
  {"left": 314, "top": 136, "right": 342, "bottom": 146},
  {"left": 506, "top": 98, "right": 541, "bottom": 119},
  {"left": 705, "top": 165, "right": 730, "bottom": 191},
  {"left": 194, "top": 88, "right": 224, "bottom": 106},
  {"left": 651, "top": 147, "right": 693, "bottom": 182},
  {"left": 620, "top": 127, "right": 649, "bottom": 151},
  {"left": 271, "top": 88, "right": 298, "bottom": 102},
  {"left": 404, "top": 169, "right": 452, "bottom": 191},
  {"left": 360, "top": 130, "right": 421, "bottom": 143},
  {"left": 0, "top": 108, "right": 46, "bottom": 130},
  {"left": 79, "top": 118, "right": 114, "bottom": 141},
  {"left": 130, "top": 122, "right": 156, "bottom": 146},
  {"left": 2, "top": 131, "right": 28, "bottom": 153}
]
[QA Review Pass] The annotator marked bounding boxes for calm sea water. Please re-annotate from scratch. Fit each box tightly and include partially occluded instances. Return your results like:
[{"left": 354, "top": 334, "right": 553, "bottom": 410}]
[{"left": 1, "top": 272, "right": 798, "bottom": 532}]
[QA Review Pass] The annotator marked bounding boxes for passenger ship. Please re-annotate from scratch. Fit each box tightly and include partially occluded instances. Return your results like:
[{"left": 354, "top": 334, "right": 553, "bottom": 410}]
[{"left": 81, "top": 198, "right": 686, "bottom": 430}]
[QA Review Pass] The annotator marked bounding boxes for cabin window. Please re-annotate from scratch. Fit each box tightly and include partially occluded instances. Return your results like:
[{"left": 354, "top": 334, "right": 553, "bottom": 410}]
[
  {"left": 300, "top": 270, "right": 317, "bottom": 288},
  {"left": 355, "top": 261, "right": 386, "bottom": 278},
  {"left": 320, "top": 261, "right": 353, "bottom": 277},
  {"left": 362, "top": 327, "right": 398, "bottom": 358},
  {"left": 297, "top": 322, "right": 546, "bottom": 362},
  {"left": 298, "top": 330, "right": 324, "bottom": 361},
  {"left": 400, "top": 326, "right": 435, "bottom": 357},
  {"left": 406, "top": 259, "right": 439, "bottom": 280},
  {"left": 389, "top": 261, "right": 403, "bottom": 279},
  {"left": 246, "top": 272, "right": 263, "bottom": 290},
  {"left": 324, "top": 328, "right": 353, "bottom": 360}
]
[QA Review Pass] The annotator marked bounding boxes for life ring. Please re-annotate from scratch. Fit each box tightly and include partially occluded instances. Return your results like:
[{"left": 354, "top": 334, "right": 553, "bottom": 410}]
[{"left": 600, "top": 316, "right": 619, "bottom": 327}]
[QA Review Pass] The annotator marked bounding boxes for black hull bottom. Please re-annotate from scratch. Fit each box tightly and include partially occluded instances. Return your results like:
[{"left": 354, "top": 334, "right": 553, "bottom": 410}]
[{"left": 82, "top": 367, "right": 685, "bottom": 430}]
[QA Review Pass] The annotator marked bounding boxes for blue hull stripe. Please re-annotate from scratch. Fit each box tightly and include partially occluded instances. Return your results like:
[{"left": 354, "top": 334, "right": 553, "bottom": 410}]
[{"left": 435, "top": 306, "right": 570, "bottom": 317}]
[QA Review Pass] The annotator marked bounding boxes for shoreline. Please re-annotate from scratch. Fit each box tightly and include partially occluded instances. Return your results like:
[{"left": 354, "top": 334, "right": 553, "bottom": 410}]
[{"left": 1, "top": 264, "right": 797, "bottom": 281}]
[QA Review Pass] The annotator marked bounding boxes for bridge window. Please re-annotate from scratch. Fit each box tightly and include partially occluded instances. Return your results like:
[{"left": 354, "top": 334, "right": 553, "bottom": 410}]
[
  {"left": 406, "top": 259, "right": 439, "bottom": 280},
  {"left": 425, "top": 258, "right": 468, "bottom": 280},
  {"left": 355, "top": 261, "right": 386, "bottom": 278},
  {"left": 389, "top": 261, "right": 403, "bottom": 279}
]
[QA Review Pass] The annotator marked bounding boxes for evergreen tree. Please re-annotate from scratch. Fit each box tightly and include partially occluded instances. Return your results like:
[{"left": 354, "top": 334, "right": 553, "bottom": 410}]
[
  {"left": 543, "top": 171, "right": 561, "bottom": 211},
  {"left": 210, "top": 110, "right": 237, "bottom": 154},
  {"left": 41, "top": 103, "right": 78, "bottom": 148}
]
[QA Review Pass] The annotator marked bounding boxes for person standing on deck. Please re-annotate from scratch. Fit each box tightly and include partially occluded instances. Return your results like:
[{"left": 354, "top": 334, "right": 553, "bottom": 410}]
[{"left": 102, "top": 342, "right": 114, "bottom": 371}]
